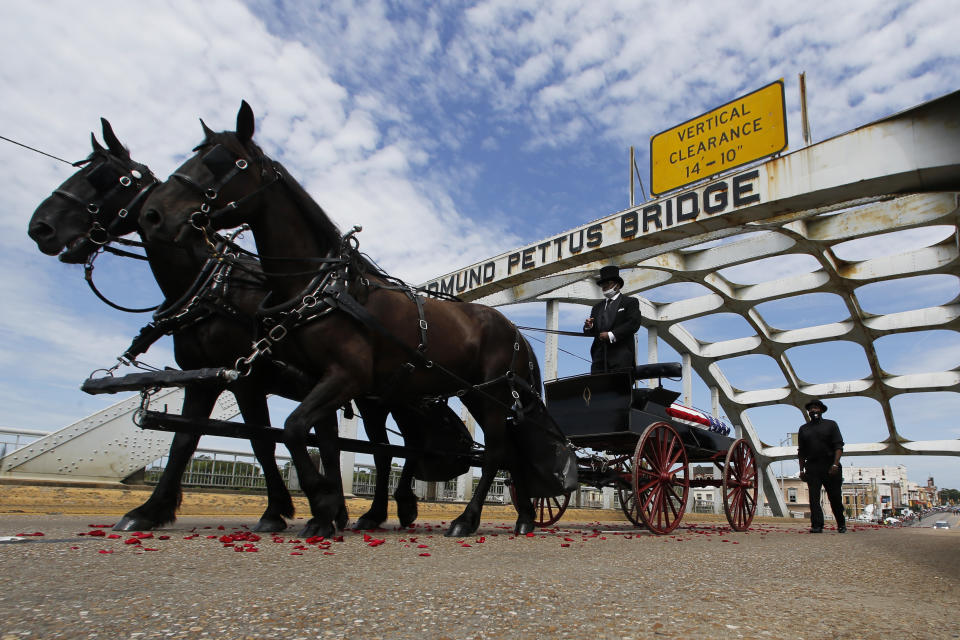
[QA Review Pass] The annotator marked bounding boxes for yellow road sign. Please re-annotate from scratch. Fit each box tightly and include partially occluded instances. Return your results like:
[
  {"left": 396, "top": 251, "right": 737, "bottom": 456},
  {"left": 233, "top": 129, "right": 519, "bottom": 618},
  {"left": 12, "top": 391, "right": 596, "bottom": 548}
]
[{"left": 650, "top": 80, "right": 787, "bottom": 195}]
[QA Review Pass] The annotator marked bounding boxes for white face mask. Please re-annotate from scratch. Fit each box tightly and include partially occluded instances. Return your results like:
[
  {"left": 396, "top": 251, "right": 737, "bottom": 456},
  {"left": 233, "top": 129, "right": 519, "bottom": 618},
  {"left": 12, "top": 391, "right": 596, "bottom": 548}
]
[{"left": 603, "top": 288, "right": 617, "bottom": 300}]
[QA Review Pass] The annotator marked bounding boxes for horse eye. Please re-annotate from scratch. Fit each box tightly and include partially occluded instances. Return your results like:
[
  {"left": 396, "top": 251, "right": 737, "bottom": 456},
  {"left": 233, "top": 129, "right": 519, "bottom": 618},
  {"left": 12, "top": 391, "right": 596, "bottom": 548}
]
[{"left": 142, "top": 209, "right": 162, "bottom": 226}]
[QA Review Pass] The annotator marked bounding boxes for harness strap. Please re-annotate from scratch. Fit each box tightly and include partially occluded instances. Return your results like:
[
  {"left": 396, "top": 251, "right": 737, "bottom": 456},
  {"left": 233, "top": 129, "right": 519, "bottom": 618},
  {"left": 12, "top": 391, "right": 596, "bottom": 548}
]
[
  {"left": 413, "top": 293, "right": 428, "bottom": 352},
  {"left": 121, "top": 246, "right": 252, "bottom": 359},
  {"left": 84, "top": 262, "right": 159, "bottom": 313},
  {"left": 102, "top": 244, "right": 151, "bottom": 261}
]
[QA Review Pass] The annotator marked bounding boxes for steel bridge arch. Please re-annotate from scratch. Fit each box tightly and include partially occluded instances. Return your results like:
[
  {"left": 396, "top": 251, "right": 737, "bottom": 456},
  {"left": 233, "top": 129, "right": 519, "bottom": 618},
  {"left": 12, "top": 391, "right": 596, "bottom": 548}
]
[{"left": 426, "top": 90, "right": 960, "bottom": 516}]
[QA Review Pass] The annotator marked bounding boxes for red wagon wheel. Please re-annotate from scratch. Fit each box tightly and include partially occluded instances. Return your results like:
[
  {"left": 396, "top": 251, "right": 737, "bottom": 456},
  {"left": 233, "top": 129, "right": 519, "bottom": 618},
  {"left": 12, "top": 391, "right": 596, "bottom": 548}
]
[
  {"left": 508, "top": 484, "right": 571, "bottom": 527},
  {"left": 613, "top": 458, "right": 643, "bottom": 527},
  {"left": 722, "top": 438, "right": 758, "bottom": 531},
  {"left": 632, "top": 421, "right": 689, "bottom": 534}
]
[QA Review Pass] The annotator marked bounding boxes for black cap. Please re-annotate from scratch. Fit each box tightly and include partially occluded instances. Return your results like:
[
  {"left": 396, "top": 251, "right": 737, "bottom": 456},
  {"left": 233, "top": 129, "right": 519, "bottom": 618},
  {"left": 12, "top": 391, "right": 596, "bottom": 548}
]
[{"left": 804, "top": 399, "right": 828, "bottom": 413}]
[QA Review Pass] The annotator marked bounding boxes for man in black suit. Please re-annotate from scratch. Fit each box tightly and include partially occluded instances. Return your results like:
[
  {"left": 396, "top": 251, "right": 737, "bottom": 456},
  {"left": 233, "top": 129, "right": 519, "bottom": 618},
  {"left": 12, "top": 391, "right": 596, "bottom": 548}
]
[
  {"left": 583, "top": 265, "right": 642, "bottom": 374},
  {"left": 797, "top": 399, "right": 847, "bottom": 534}
]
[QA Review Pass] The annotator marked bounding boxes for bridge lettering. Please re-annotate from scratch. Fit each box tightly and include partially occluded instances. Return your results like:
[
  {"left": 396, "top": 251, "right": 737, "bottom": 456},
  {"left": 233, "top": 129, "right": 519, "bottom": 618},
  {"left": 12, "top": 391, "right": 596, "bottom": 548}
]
[{"left": 425, "top": 169, "right": 763, "bottom": 296}]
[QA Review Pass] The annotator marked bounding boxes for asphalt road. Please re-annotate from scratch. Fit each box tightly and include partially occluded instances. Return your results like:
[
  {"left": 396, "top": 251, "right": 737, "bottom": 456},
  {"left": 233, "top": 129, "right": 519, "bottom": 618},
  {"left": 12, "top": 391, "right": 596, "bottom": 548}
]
[{"left": 1, "top": 513, "right": 957, "bottom": 640}]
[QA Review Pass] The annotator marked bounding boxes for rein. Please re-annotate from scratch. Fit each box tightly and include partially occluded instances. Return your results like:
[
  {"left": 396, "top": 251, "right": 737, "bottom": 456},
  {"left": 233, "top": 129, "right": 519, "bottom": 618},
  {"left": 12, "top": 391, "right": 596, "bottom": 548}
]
[
  {"left": 83, "top": 252, "right": 160, "bottom": 313},
  {"left": 517, "top": 325, "right": 590, "bottom": 338}
]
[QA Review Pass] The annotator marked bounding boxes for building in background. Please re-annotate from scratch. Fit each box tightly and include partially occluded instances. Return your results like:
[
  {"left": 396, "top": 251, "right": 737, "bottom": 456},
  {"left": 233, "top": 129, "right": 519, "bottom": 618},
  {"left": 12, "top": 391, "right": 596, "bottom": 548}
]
[{"left": 766, "top": 464, "right": 938, "bottom": 521}]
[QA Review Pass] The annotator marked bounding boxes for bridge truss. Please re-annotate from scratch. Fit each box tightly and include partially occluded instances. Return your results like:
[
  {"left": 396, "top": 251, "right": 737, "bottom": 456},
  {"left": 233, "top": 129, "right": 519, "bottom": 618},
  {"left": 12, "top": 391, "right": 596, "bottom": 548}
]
[{"left": 426, "top": 90, "right": 960, "bottom": 516}]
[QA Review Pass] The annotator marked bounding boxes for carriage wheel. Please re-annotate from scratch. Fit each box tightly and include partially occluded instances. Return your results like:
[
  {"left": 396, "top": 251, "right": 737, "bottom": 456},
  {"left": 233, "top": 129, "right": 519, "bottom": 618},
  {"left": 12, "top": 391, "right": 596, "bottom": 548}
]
[
  {"left": 722, "top": 438, "right": 758, "bottom": 531},
  {"left": 632, "top": 421, "right": 689, "bottom": 535},
  {"left": 508, "top": 484, "right": 570, "bottom": 527},
  {"left": 614, "top": 458, "right": 643, "bottom": 527}
]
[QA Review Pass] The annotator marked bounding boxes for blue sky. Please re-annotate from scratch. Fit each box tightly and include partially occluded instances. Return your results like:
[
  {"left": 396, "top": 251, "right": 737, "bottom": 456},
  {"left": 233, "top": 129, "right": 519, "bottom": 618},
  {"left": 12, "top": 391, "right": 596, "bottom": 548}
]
[{"left": 1, "top": 1, "right": 958, "bottom": 488}]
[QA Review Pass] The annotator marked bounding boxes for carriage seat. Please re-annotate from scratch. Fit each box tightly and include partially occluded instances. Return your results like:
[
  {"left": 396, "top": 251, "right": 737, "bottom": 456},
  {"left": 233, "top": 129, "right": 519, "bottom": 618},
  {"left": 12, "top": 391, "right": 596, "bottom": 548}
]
[
  {"left": 633, "top": 362, "right": 681, "bottom": 381},
  {"left": 631, "top": 363, "right": 682, "bottom": 412},
  {"left": 631, "top": 385, "right": 682, "bottom": 412}
]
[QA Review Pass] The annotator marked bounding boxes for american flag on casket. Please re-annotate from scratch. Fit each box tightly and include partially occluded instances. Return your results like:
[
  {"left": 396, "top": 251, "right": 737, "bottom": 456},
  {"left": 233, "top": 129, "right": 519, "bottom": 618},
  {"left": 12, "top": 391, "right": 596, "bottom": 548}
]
[{"left": 665, "top": 403, "right": 731, "bottom": 436}]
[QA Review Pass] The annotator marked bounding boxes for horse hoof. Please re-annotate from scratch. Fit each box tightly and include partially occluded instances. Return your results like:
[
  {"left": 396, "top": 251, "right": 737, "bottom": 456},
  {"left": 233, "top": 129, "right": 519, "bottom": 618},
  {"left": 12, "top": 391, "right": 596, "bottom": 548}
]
[
  {"left": 335, "top": 511, "right": 349, "bottom": 532},
  {"left": 113, "top": 515, "right": 156, "bottom": 532},
  {"left": 397, "top": 502, "right": 419, "bottom": 528},
  {"left": 514, "top": 520, "right": 536, "bottom": 536},
  {"left": 444, "top": 520, "right": 477, "bottom": 538},
  {"left": 299, "top": 521, "right": 335, "bottom": 539},
  {"left": 252, "top": 517, "right": 288, "bottom": 533},
  {"left": 353, "top": 516, "right": 384, "bottom": 530}
]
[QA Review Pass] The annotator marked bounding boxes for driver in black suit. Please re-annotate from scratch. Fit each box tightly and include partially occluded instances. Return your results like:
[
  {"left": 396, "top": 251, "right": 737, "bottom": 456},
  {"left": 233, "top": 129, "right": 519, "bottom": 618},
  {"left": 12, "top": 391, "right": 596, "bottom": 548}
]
[{"left": 583, "top": 265, "right": 643, "bottom": 374}]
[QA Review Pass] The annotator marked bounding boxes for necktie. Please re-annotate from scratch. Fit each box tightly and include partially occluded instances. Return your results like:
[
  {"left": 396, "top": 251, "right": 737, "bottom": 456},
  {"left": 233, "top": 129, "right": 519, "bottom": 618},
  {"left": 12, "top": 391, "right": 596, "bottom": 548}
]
[{"left": 604, "top": 299, "right": 615, "bottom": 327}]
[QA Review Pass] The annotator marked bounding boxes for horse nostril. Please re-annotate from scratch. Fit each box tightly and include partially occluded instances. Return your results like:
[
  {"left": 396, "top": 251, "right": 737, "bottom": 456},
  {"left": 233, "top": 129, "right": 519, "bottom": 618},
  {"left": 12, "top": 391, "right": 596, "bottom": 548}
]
[{"left": 28, "top": 220, "right": 55, "bottom": 241}]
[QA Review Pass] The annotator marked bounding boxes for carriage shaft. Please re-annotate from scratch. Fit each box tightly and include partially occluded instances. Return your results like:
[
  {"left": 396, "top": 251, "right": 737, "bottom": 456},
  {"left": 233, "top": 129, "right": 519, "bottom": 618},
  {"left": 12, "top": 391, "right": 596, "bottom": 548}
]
[{"left": 138, "top": 410, "right": 484, "bottom": 466}]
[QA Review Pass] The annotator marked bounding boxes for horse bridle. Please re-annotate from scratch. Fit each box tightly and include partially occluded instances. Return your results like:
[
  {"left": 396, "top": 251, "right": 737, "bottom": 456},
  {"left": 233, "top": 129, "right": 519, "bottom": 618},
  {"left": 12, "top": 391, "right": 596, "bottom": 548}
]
[
  {"left": 53, "top": 154, "right": 159, "bottom": 246},
  {"left": 170, "top": 143, "right": 282, "bottom": 233}
]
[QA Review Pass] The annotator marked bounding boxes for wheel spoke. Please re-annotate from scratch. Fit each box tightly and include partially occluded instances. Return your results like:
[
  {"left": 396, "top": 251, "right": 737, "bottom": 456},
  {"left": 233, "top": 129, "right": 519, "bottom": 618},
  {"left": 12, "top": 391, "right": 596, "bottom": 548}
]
[{"left": 723, "top": 440, "right": 757, "bottom": 531}]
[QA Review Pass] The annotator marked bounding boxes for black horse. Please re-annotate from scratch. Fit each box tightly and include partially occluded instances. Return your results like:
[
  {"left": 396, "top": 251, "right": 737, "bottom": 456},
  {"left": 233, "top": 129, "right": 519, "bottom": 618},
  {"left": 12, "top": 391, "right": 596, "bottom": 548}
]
[
  {"left": 26, "top": 120, "right": 425, "bottom": 532},
  {"left": 139, "top": 102, "right": 550, "bottom": 538}
]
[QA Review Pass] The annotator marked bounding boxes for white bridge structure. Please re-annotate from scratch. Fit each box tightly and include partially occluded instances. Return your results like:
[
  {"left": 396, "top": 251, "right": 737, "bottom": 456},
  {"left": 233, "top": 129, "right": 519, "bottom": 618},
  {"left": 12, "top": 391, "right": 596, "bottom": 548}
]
[
  {"left": 3, "top": 90, "right": 959, "bottom": 517},
  {"left": 424, "top": 90, "right": 960, "bottom": 515}
]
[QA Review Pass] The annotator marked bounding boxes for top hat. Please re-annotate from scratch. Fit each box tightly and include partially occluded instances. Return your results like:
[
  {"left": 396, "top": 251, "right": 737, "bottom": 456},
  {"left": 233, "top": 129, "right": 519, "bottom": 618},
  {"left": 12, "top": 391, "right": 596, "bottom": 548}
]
[
  {"left": 804, "top": 399, "right": 828, "bottom": 413},
  {"left": 596, "top": 265, "right": 624, "bottom": 288}
]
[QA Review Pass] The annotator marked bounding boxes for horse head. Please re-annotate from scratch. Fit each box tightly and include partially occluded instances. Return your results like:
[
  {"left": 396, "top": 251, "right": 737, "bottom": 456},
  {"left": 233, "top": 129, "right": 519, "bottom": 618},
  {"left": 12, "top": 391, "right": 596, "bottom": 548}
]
[
  {"left": 140, "top": 101, "right": 346, "bottom": 268},
  {"left": 139, "top": 101, "right": 274, "bottom": 244},
  {"left": 27, "top": 119, "right": 156, "bottom": 264}
]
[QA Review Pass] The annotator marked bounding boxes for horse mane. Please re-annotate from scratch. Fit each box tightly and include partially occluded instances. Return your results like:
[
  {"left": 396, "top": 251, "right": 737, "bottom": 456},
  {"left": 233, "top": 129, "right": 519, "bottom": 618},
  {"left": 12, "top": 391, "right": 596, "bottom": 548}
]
[{"left": 270, "top": 158, "right": 390, "bottom": 280}]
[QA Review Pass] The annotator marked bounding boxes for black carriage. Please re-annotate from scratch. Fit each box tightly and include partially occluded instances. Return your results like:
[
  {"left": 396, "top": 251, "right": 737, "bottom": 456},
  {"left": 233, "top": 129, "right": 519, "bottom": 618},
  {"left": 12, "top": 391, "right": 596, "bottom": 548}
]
[
  {"left": 510, "top": 363, "right": 758, "bottom": 534},
  {"left": 85, "top": 360, "right": 758, "bottom": 536}
]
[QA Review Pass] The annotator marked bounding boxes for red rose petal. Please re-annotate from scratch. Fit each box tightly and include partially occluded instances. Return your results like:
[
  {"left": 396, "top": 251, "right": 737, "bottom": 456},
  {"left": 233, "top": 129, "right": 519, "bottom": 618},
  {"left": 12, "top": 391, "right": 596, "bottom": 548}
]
[
  {"left": 419, "top": 553, "right": 431, "bottom": 557},
  {"left": 98, "top": 549, "right": 113, "bottom": 554},
  {"left": 291, "top": 552, "right": 303, "bottom": 556},
  {"left": 157, "top": 536, "right": 170, "bottom": 540},
  {"left": 107, "top": 534, "right": 121, "bottom": 539}
]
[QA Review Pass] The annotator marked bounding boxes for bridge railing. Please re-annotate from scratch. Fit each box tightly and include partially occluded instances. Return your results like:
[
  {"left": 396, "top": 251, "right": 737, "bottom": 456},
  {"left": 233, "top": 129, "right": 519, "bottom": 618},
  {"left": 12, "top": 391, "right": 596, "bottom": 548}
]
[{"left": 0, "top": 426, "right": 50, "bottom": 459}]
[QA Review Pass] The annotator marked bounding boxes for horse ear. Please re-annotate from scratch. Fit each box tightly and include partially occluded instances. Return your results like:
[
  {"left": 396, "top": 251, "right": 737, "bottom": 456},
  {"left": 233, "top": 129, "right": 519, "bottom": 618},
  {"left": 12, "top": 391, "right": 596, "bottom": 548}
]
[
  {"left": 100, "top": 118, "right": 129, "bottom": 158},
  {"left": 91, "top": 132, "right": 105, "bottom": 153},
  {"left": 237, "top": 100, "right": 255, "bottom": 144},
  {"left": 200, "top": 118, "right": 215, "bottom": 141}
]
